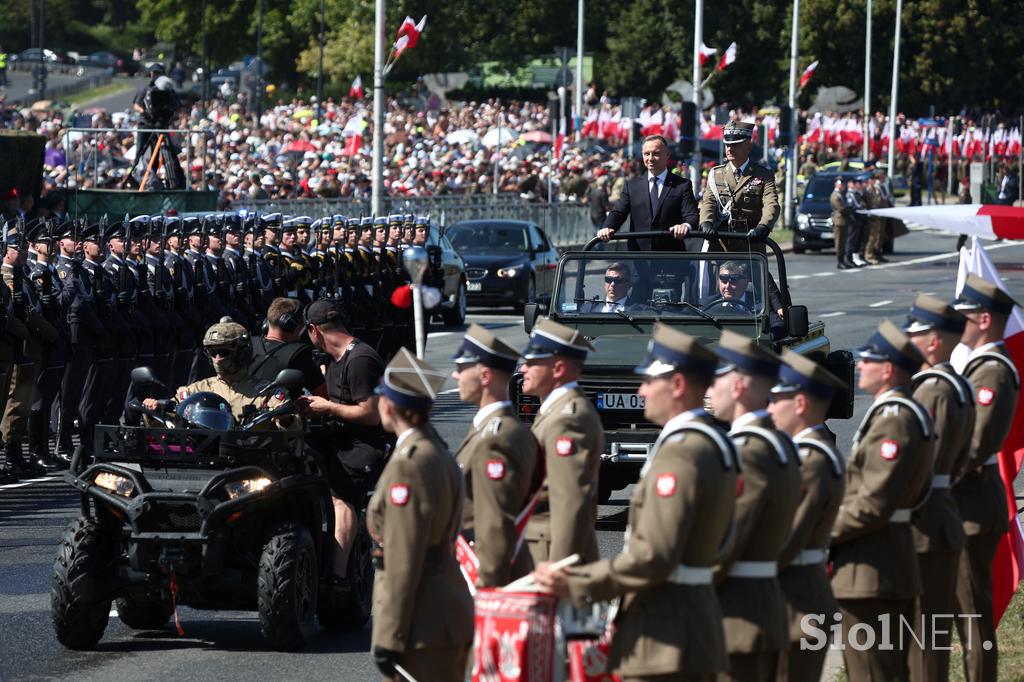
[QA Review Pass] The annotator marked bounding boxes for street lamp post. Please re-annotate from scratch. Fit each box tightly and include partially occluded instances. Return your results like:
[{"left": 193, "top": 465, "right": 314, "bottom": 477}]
[
  {"left": 256, "top": 0, "right": 263, "bottom": 122},
  {"left": 200, "top": 0, "right": 208, "bottom": 115},
  {"left": 863, "top": 0, "right": 872, "bottom": 160},
  {"left": 886, "top": 0, "right": 902, "bottom": 178},
  {"left": 371, "top": 0, "right": 386, "bottom": 214},
  {"left": 575, "top": 0, "right": 584, "bottom": 142},
  {"left": 784, "top": 0, "right": 800, "bottom": 230},
  {"left": 317, "top": 0, "right": 325, "bottom": 123},
  {"left": 691, "top": 0, "right": 704, "bottom": 187}
]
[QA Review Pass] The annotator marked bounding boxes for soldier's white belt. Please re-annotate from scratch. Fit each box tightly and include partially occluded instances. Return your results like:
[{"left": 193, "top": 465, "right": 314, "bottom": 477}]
[
  {"left": 984, "top": 454, "right": 999, "bottom": 467},
  {"left": 727, "top": 561, "right": 777, "bottom": 578},
  {"left": 790, "top": 549, "right": 827, "bottom": 566},
  {"left": 932, "top": 474, "right": 951, "bottom": 489},
  {"left": 666, "top": 564, "right": 714, "bottom": 585},
  {"left": 890, "top": 508, "right": 912, "bottom": 523}
]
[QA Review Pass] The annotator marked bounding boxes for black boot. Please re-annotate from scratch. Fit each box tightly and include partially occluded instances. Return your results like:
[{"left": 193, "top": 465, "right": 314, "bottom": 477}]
[
  {"left": 7, "top": 440, "right": 46, "bottom": 478},
  {"left": 0, "top": 450, "right": 19, "bottom": 484},
  {"left": 28, "top": 411, "right": 63, "bottom": 471}
]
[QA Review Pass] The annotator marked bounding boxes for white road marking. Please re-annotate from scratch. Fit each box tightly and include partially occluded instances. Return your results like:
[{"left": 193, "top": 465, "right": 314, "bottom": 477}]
[
  {"left": 429, "top": 331, "right": 456, "bottom": 338},
  {"left": 811, "top": 272, "right": 835, "bottom": 277},
  {"left": 789, "top": 274, "right": 810, "bottom": 280},
  {"left": 793, "top": 239, "right": 1023, "bottom": 281},
  {"left": 820, "top": 311, "right": 846, "bottom": 318},
  {"left": 869, "top": 300, "right": 893, "bottom": 308},
  {"left": 0, "top": 475, "right": 57, "bottom": 491}
]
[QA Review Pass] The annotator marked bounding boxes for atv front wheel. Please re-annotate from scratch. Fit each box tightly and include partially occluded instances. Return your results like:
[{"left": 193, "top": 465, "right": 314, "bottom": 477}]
[
  {"left": 51, "top": 517, "right": 114, "bottom": 649},
  {"left": 114, "top": 597, "right": 173, "bottom": 630},
  {"left": 258, "top": 523, "right": 319, "bottom": 650}
]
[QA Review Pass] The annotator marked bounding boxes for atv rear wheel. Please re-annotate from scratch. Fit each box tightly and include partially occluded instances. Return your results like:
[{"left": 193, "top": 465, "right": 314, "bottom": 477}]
[
  {"left": 51, "top": 517, "right": 113, "bottom": 650},
  {"left": 114, "top": 597, "right": 174, "bottom": 630},
  {"left": 258, "top": 523, "right": 318, "bottom": 650},
  {"left": 317, "top": 524, "right": 374, "bottom": 631}
]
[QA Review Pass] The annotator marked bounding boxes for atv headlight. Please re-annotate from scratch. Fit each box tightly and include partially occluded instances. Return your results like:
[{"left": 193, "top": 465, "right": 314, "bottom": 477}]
[
  {"left": 224, "top": 477, "right": 272, "bottom": 500},
  {"left": 94, "top": 471, "right": 135, "bottom": 498},
  {"left": 497, "top": 265, "right": 525, "bottom": 278}
]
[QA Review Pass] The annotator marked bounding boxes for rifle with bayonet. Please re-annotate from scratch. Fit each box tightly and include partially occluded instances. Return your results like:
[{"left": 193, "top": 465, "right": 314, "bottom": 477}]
[{"left": 118, "top": 213, "right": 132, "bottom": 313}]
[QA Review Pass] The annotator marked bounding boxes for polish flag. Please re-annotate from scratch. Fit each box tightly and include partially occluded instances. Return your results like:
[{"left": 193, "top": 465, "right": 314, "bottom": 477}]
[
  {"left": 342, "top": 111, "right": 364, "bottom": 156},
  {"left": 699, "top": 42, "right": 717, "bottom": 67},
  {"left": 393, "top": 15, "right": 427, "bottom": 59},
  {"left": 953, "top": 238, "right": 1024, "bottom": 626},
  {"left": 555, "top": 115, "right": 566, "bottom": 159},
  {"left": 349, "top": 74, "right": 363, "bottom": 99},
  {"left": 799, "top": 60, "right": 819, "bottom": 90},
  {"left": 717, "top": 42, "right": 737, "bottom": 71},
  {"left": 859, "top": 204, "right": 1024, "bottom": 241}
]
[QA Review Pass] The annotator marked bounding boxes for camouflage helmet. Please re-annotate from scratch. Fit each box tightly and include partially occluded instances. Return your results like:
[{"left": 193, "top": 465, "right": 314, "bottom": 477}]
[
  {"left": 203, "top": 318, "right": 252, "bottom": 374},
  {"left": 203, "top": 318, "right": 250, "bottom": 349}
]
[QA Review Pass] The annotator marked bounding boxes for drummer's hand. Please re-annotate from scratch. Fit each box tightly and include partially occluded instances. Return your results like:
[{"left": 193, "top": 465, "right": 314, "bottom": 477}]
[
  {"left": 669, "top": 223, "right": 690, "bottom": 239},
  {"left": 142, "top": 398, "right": 159, "bottom": 411},
  {"left": 597, "top": 227, "right": 615, "bottom": 242},
  {"left": 533, "top": 562, "right": 570, "bottom": 598}
]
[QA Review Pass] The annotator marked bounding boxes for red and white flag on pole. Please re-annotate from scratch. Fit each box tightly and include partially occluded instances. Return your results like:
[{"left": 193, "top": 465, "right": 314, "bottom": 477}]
[
  {"left": 555, "top": 115, "right": 566, "bottom": 159},
  {"left": 699, "top": 42, "right": 717, "bottom": 67},
  {"left": 861, "top": 204, "right": 1024, "bottom": 241},
  {"left": 349, "top": 74, "right": 363, "bottom": 99},
  {"left": 800, "top": 60, "right": 819, "bottom": 89},
  {"left": 393, "top": 15, "right": 427, "bottom": 59},
  {"left": 717, "top": 42, "right": 737, "bottom": 71},
  {"left": 342, "top": 111, "right": 364, "bottom": 156},
  {"left": 953, "top": 238, "right": 1024, "bottom": 626}
]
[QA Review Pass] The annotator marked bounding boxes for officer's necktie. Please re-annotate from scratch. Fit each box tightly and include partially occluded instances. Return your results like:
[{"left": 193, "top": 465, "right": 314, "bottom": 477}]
[{"left": 649, "top": 176, "right": 659, "bottom": 214}]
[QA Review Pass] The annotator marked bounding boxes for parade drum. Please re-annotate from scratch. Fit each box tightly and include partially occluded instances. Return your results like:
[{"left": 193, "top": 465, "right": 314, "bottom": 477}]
[{"left": 472, "top": 589, "right": 560, "bottom": 682}]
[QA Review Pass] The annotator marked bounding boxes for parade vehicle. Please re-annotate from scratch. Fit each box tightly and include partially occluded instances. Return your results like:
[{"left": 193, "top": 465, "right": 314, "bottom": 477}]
[
  {"left": 512, "top": 230, "right": 855, "bottom": 502},
  {"left": 50, "top": 368, "right": 374, "bottom": 651}
]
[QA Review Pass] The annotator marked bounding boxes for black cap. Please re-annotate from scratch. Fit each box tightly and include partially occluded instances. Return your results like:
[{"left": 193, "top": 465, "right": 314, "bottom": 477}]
[{"left": 305, "top": 299, "right": 349, "bottom": 328}]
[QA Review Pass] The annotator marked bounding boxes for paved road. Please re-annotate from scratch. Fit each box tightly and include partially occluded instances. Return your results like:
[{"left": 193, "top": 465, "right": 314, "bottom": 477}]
[
  {"left": 1, "top": 229, "right": 1021, "bottom": 681},
  {"left": 1, "top": 67, "right": 85, "bottom": 103}
]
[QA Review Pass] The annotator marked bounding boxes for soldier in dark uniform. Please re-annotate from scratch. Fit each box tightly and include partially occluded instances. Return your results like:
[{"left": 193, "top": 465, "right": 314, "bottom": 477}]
[
  {"left": 163, "top": 218, "right": 200, "bottom": 386},
  {"left": 345, "top": 216, "right": 368, "bottom": 342},
  {"left": 126, "top": 215, "right": 157, "bottom": 372},
  {"left": 143, "top": 222, "right": 178, "bottom": 384},
  {"left": 358, "top": 216, "right": 382, "bottom": 349},
  {"left": 769, "top": 351, "right": 847, "bottom": 682},
  {"left": 832, "top": 320, "right": 935, "bottom": 680},
  {"left": 205, "top": 218, "right": 234, "bottom": 325},
  {"left": 26, "top": 220, "right": 70, "bottom": 470},
  {"left": 261, "top": 213, "right": 284, "bottom": 298},
  {"left": 279, "top": 217, "right": 312, "bottom": 303},
  {"left": 451, "top": 324, "right": 540, "bottom": 587},
  {"left": 101, "top": 221, "right": 145, "bottom": 426},
  {"left": 902, "top": 294, "right": 973, "bottom": 682},
  {"left": 222, "top": 214, "right": 256, "bottom": 330},
  {"left": 2, "top": 229, "right": 58, "bottom": 476},
  {"left": 707, "top": 330, "right": 801, "bottom": 681},
  {"left": 402, "top": 214, "right": 416, "bottom": 247},
  {"left": 952, "top": 274, "right": 1021, "bottom": 682}
]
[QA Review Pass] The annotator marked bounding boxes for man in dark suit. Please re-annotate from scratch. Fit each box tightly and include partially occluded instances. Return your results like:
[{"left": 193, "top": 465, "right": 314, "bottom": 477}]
[{"left": 598, "top": 135, "right": 699, "bottom": 251}]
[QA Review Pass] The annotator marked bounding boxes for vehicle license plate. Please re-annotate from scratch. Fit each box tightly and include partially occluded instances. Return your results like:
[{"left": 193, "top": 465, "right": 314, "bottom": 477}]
[
  {"left": 596, "top": 393, "right": 644, "bottom": 410},
  {"left": 821, "top": 230, "right": 834, "bottom": 239},
  {"left": 467, "top": 282, "right": 483, "bottom": 291}
]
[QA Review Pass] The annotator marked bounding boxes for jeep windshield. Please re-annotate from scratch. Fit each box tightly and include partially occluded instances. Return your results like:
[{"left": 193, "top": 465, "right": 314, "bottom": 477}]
[{"left": 553, "top": 251, "right": 769, "bottom": 321}]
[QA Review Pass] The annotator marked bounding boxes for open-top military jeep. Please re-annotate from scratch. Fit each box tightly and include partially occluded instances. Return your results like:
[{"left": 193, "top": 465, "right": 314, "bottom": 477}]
[{"left": 513, "top": 230, "right": 854, "bottom": 501}]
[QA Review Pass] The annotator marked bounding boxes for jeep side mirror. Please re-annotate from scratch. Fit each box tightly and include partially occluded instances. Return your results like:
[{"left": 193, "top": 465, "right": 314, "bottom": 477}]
[
  {"left": 130, "top": 366, "right": 164, "bottom": 389},
  {"left": 785, "top": 305, "right": 809, "bottom": 338},
  {"left": 524, "top": 303, "right": 544, "bottom": 334}
]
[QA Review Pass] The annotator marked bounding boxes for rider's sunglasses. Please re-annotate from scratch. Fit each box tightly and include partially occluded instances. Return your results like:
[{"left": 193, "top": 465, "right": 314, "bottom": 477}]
[
  {"left": 205, "top": 345, "right": 234, "bottom": 359},
  {"left": 718, "top": 274, "right": 746, "bottom": 284},
  {"left": 605, "top": 276, "right": 629, "bottom": 285}
]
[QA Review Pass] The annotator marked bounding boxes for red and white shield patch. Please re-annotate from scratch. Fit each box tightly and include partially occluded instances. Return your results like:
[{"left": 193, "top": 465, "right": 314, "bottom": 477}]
[
  {"left": 880, "top": 440, "right": 900, "bottom": 461},
  {"left": 655, "top": 473, "right": 677, "bottom": 497},
  {"left": 485, "top": 459, "right": 506, "bottom": 480},
  {"left": 555, "top": 437, "right": 574, "bottom": 457},
  {"left": 389, "top": 484, "right": 410, "bottom": 506},
  {"left": 978, "top": 387, "right": 995, "bottom": 406}
]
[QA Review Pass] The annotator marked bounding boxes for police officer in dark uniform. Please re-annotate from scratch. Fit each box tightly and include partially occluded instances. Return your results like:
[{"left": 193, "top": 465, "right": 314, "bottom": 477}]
[
  {"left": 101, "top": 220, "right": 144, "bottom": 426},
  {"left": 261, "top": 213, "right": 284, "bottom": 297},
  {"left": 279, "top": 217, "right": 312, "bottom": 304},
  {"left": 144, "top": 220, "right": 178, "bottom": 384},
  {"left": 204, "top": 218, "right": 234, "bottom": 324},
  {"left": 163, "top": 218, "right": 200, "bottom": 385}
]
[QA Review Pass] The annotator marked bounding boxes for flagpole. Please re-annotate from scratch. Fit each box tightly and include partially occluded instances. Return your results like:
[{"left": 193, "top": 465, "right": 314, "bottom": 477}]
[
  {"left": 316, "top": 0, "right": 325, "bottom": 122},
  {"left": 371, "top": 0, "right": 386, "bottom": 214},
  {"left": 690, "top": 0, "right": 703, "bottom": 188},
  {"left": 784, "top": 0, "right": 799, "bottom": 230},
  {"left": 863, "top": 0, "right": 871, "bottom": 160},
  {"left": 575, "top": 0, "right": 584, "bottom": 142},
  {"left": 886, "top": 0, "right": 901, "bottom": 179}
]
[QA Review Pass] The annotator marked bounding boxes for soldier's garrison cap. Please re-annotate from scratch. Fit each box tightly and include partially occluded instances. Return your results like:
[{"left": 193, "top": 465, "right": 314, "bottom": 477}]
[
  {"left": 856, "top": 319, "right": 924, "bottom": 374},
  {"left": 714, "top": 329, "right": 782, "bottom": 377},
  {"left": 522, "top": 319, "right": 596, "bottom": 361},
  {"left": 772, "top": 349, "right": 847, "bottom": 400},
  {"left": 953, "top": 273, "right": 1017, "bottom": 315},
  {"left": 634, "top": 323, "right": 717, "bottom": 379},
  {"left": 723, "top": 121, "right": 755, "bottom": 145},
  {"left": 377, "top": 348, "right": 448, "bottom": 411},
  {"left": 902, "top": 293, "right": 968, "bottom": 335},
  {"left": 452, "top": 323, "right": 521, "bottom": 373}
]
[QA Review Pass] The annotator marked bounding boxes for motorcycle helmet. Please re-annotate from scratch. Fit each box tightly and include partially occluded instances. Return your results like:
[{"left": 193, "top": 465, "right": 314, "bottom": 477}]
[
  {"left": 203, "top": 318, "right": 252, "bottom": 377},
  {"left": 176, "top": 391, "right": 234, "bottom": 431}
]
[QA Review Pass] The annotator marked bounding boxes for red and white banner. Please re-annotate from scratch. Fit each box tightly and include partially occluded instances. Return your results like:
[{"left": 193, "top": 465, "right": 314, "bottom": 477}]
[
  {"left": 799, "top": 60, "right": 819, "bottom": 90},
  {"left": 698, "top": 42, "right": 717, "bottom": 67},
  {"left": 717, "top": 42, "right": 737, "bottom": 71},
  {"left": 861, "top": 204, "right": 1024, "bottom": 241},
  {"left": 952, "top": 238, "right": 1024, "bottom": 625},
  {"left": 349, "top": 74, "right": 363, "bottom": 99},
  {"left": 342, "top": 111, "right": 364, "bottom": 156},
  {"left": 393, "top": 15, "right": 427, "bottom": 59}
]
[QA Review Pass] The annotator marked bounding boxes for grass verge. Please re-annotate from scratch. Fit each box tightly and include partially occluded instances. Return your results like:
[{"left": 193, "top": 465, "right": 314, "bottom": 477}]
[{"left": 65, "top": 81, "right": 133, "bottom": 107}]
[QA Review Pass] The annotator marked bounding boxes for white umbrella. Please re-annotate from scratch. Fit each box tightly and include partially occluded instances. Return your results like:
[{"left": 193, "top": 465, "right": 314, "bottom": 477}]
[
  {"left": 445, "top": 129, "right": 479, "bottom": 145},
  {"left": 481, "top": 126, "right": 517, "bottom": 148}
]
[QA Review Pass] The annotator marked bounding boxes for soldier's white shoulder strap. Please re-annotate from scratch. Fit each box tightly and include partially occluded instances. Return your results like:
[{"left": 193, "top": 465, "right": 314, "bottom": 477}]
[
  {"left": 912, "top": 368, "right": 972, "bottom": 406},
  {"left": 667, "top": 422, "right": 739, "bottom": 472},
  {"left": 853, "top": 395, "right": 933, "bottom": 448},
  {"left": 731, "top": 425, "right": 796, "bottom": 465},
  {"left": 965, "top": 351, "right": 1021, "bottom": 390},
  {"left": 795, "top": 437, "right": 844, "bottom": 477},
  {"left": 707, "top": 166, "right": 732, "bottom": 218}
]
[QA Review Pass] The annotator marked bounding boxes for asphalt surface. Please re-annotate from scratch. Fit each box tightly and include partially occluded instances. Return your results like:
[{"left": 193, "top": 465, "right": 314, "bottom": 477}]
[
  {"left": 1, "top": 229, "right": 1022, "bottom": 681},
  {"left": 1, "top": 68, "right": 85, "bottom": 103}
]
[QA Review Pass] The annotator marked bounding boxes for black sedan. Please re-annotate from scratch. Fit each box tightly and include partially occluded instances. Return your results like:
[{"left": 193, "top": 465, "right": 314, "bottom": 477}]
[{"left": 447, "top": 219, "right": 559, "bottom": 313}]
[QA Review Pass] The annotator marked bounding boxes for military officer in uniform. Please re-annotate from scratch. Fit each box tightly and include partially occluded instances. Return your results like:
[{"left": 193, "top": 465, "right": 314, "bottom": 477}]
[
  {"left": 0, "top": 236, "right": 29, "bottom": 482},
  {"left": 520, "top": 319, "right": 604, "bottom": 565},
  {"left": 902, "top": 294, "right": 973, "bottom": 682},
  {"left": 952, "top": 274, "right": 1020, "bottom": 682},
  {"left": 832, "top": 320, "right": 935, "bottom": 680},
  {"left": 707, "top": 331, "right": 801, "bottom": 681},
  {"left": 830, "top": 178, "right": 852, "bottom": 269},
  {"left": 451, "top": 324, "right": 540, "bottom": 587},
  {"left": 368, "top": 349, "right": 474, "bottom": 682},
  {"left": 769, "top": 351, "right": 847, "bottom": 682},
  {"left": 535, "top": 324, "right": 738, "bottom": 681}
]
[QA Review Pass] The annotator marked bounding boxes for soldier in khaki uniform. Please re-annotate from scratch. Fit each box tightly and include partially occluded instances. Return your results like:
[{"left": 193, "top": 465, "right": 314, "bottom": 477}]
[
  {"left": 451, "top": 324, "right": 540, "bottom": 587},
  {"left": 832, "top": 320, "right": 935, "bottom": 680},
  {"left": 1, "top": 232, "right": 58, "bottom": 477},
  {"left": 951, "top": 274, "right": 1021, "bottom": 682},
  {"left": 368, "top": 349, "right": 474, "bottom": 682},
  {"left": 520, "top": 319, "right": 604, "bottom": 565},
  {"left": 535, "top": 324, "right": 738, "bottom": 681},
  {"left": 769, "top": 352, "right": 847, "bottom": 682},
  {"left": 863, "top": 175, "right": 889, "bottom": 265},
  {"left": 830, "top": 179, "right": 852, "bottom": 269},
  {"left": 698, "top": 121, "right": 780, "bottom": 253},
  {"left": 707, "top": 331, "right": 801, "bottom": 681},
  {"left": 0, "top": 274, "right": 29, "bottom": 482},
  {"left": 903, "top": 294, "right": 973, "bottom": 682}
]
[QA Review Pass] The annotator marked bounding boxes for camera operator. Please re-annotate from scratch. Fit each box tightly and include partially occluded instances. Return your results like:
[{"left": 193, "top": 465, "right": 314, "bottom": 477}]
[
  {"left": 129, "top": 63, "right": 184, "bottom": 188},
  {"left": 250, "top": 298, "right": 327, "bottom": 397},
  {"left": 298, "top": 299, "right": 391, "bottom": 593}
]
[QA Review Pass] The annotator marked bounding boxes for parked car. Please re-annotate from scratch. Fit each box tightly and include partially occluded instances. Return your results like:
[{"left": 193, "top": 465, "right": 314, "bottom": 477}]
[
  {"left": 12, "top": 48, "right": 60, "bottom": 64},
  {"left": 447, "top": 219, "right": 559, "bottom": 313},
  {"left": 794, "top": 171, "right": 897, "bottom": 254},
  {"left": 86, "top": 51, "right": 139, "bottom": 75}
]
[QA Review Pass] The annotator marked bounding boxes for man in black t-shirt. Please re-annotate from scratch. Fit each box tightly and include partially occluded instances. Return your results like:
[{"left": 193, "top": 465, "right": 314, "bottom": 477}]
[
  {"left": 298, "top": 299, "right": 389, "bottom": 587},
  {"left": 250, "top": 298, "right": 327, "bottom": 396}
]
